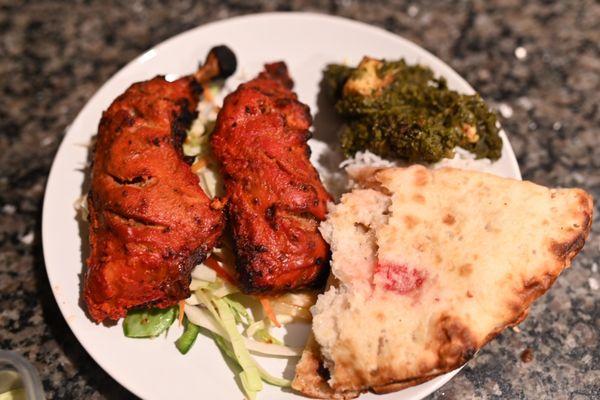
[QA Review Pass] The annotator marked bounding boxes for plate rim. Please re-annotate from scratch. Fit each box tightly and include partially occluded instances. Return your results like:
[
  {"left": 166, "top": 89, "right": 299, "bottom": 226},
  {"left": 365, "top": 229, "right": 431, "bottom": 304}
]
[{"left": 41, "top": 11, "right": 521, "bottom": 400}]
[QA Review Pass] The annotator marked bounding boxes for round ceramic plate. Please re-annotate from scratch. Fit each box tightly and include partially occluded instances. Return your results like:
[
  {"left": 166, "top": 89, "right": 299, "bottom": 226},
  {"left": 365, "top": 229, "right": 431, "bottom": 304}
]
[{"left": 42, "top": 12, "right": 521, "bottom": 400}]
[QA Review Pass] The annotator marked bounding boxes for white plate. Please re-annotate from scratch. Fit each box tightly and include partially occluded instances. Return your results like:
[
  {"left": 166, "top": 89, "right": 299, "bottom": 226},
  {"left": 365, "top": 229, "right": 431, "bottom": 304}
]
[{"left": 42, "top": 12, "right": 521, "bottom": 400}]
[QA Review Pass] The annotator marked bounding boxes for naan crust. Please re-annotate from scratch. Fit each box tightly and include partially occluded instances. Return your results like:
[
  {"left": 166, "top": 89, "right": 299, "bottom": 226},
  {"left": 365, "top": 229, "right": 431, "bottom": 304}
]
[
  {"left": 292, "top": 335, "right": 359, "bottom": 399},
  {"left": 293, "top": 165, "right": 592, "bottom": 396}
]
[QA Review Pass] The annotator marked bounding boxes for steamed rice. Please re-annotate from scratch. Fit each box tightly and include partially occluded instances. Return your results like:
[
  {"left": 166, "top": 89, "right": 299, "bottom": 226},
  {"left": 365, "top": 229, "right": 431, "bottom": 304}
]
[{"left": 331, "top": 148, "right": 495, "bottom": 197}]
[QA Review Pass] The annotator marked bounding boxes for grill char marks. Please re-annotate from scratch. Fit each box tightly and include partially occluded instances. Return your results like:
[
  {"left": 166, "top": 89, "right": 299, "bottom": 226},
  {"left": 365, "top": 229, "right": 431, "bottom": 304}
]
[
  {"left": 85, "top": 76, "right": 224, "bottom": 322},
  {"left": 211, "top": 62, "right": 332, "bottom": 293}
]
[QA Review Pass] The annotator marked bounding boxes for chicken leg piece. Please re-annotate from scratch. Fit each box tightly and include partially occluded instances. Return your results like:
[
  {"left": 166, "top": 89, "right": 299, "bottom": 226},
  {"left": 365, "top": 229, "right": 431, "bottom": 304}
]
[
  {"left": 84, "top": 46, "right": 236, "bottom": 322},
  {"left": 211, "top": 62, "right": 331, "bottom": 293}
]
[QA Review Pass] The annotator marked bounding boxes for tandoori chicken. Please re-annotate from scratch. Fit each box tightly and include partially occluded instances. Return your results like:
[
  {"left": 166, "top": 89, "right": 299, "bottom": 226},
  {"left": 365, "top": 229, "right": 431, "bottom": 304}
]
[
  {"left": 211, "top": 62, "right": 331, "bottom": 293},
  {"left": 84, "top": 46, "right": 236, "bottom": 322}
]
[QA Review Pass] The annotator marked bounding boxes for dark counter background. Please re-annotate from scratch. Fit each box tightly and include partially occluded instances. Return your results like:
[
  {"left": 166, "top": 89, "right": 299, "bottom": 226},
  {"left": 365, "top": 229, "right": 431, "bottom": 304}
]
[{"left": 1, "top": 1, "right": 598, "bottom": 399}]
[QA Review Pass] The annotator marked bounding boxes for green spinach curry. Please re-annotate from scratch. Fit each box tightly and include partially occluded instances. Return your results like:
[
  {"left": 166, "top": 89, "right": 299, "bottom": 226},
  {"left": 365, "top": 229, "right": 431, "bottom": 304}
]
[{"left": 324, "top": 57, "right": 502, "bottom": 162}]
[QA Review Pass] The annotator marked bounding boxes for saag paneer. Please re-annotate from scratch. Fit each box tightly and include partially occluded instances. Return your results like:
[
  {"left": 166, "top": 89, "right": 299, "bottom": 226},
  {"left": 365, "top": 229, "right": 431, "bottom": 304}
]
[{"left": 324, "top": 57, "right": 502, "bottom": 162}]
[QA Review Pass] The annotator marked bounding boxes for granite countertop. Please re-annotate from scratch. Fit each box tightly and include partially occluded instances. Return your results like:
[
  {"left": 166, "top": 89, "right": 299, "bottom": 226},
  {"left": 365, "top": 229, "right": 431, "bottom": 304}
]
[{"left": 1, "top": 1, "right": 598, "bottom": 399}]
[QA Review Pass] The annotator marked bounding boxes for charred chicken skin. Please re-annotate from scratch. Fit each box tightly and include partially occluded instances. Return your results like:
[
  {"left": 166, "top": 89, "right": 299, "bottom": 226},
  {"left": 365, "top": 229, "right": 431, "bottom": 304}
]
[
  {"left": 85, "top": 47, "right": 236, "bottom": 322},
  {"left": 211, "top": 62, "right": 331, "bottom": 293}
]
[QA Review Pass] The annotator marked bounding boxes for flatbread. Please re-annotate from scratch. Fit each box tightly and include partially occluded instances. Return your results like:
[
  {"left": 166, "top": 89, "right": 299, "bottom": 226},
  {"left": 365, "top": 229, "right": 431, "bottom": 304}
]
[{"left": 293, "top": 165, "right": 592, "bottom": 397}]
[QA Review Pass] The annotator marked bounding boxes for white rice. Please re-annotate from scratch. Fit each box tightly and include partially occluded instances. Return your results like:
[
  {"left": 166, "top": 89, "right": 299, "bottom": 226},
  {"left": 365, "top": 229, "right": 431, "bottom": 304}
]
[
  {"left": 432, "top": 147, "right": 494, "bottom": 173},
  {"left": 341, "top": 147, "right": 493, "bottom": 172},
  {"left": 317, "top": 147, "right": 496, "bottom": 199}
]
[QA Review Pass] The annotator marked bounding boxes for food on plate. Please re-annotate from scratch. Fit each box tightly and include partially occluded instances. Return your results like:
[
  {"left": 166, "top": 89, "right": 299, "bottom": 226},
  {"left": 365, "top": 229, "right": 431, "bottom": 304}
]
[
  {"left": 323, "top": 57, "right": 502, "bottom": 163},
  {"left": 75, "top": 39, "right": 589, "bottom": 400},
  {"left": 84, "top": 46, "right": 236, "bottom": 322},
  {"left": 293, "top": 165, "right": 592, "bottom": 398},
  {"left": 211, "top": 62, "right": 332, "bottom": 293}
]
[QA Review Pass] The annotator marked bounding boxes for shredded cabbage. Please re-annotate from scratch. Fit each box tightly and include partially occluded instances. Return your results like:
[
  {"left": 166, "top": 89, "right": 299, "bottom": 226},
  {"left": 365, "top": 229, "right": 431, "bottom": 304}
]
[
  {"left": 271, "top": 292, "right": 317, "bottom": 308},
  {"left": 253, "top": 327, "right": 284, "bottom": 346},
  {"left": 269, "top": 301, "right": 312, "bottom": 321},
  {"left": 184, "top": 295, "right": 303, "bottom": 357},
  {"left": 189, "top": 279, "right": 210, "bottom": 291},
  {"left": 183, "top": 290, "right": 298, "bottom": 398},
  {"left": 191, "top": 264, "right": 217, "bottom": 282},
  {"left": 213, "top": 332, "right": 292, "bottom": 388},
  {"left": 254, "top": 361, "right": 292, "bottom": 387},
  {"left": 245, "top": 320, "right": 283, "bottom": 345},
  {"left": 198, "top": 164, "right": 220, "bottom": 198},
  {"left": 245, "top": 320, "right": 266, "bottom": 338},
  {"left": 208, "top": 280, "right": 239, "bottom": 298},
  {"left": 214, "top": 298, "right": 263, "bottom": 397},
  {"left": 183, "top": 302, "right": 227, "bottom": 337},
  {"left": 266, "top": 292, "right": 316, "bottom": 321},
  {"left": 223, "top": 296, "right": 254, "bottom": 325},
  {"left": 184, "top": 292, "right": 200, "bottom": 306}
]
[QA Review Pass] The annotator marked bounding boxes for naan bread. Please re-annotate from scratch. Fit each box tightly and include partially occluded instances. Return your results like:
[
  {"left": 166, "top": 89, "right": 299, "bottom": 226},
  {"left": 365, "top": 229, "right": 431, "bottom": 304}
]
[{"left": 293, "top": 165, "right": 592, "bottom": 397}]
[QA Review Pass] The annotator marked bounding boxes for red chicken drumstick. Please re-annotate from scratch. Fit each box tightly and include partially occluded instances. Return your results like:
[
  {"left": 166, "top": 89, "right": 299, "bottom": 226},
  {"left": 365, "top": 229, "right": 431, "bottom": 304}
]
[
  {"left": 211, "top": 62, "right": 331, "bottom": 293},
  {"left": 84, "top": 46, "right": 236, "bottom": 322}
]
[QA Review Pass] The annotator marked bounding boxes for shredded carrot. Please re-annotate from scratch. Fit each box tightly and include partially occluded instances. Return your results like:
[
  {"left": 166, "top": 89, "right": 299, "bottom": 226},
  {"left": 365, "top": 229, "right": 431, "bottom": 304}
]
[
  {"left": 191, "top": 158, "right": 208, "bottom": 173},
  {"left": 259, "top": 297, "right": 281, "bottom": 328},
  {"left": 178, "top": 300, "right": 185, "bottom": 326},
  {"left": 204, "top": 256, "right": 236, "bottom": 285}
]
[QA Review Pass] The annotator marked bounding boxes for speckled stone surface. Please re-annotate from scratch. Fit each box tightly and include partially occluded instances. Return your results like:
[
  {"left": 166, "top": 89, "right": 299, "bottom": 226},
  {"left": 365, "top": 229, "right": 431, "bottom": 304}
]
[{"left": 1, "top": 1, "right": 598, "bottom": 399}]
